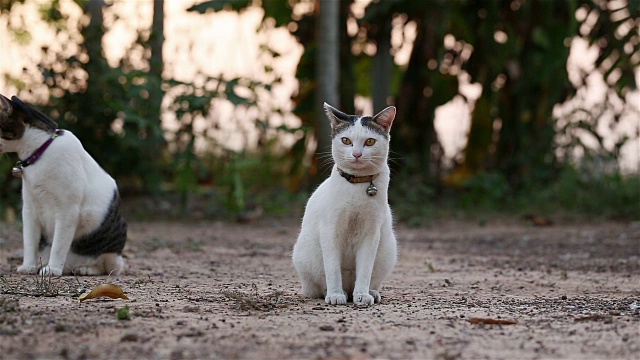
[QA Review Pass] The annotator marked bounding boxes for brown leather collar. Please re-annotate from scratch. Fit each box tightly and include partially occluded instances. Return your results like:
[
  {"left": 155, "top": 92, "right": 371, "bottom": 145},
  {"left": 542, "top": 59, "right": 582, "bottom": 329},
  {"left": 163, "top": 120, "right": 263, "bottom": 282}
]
[{"left": 337, "top": 168, "right": 379, "bottom": 184}]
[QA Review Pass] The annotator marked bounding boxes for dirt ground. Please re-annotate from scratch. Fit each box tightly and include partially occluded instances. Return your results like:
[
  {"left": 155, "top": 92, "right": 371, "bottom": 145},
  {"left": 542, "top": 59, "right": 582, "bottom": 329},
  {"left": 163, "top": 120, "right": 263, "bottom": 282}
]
[{"left": 0, "top": 216, "right": 638, "bottom": 360}]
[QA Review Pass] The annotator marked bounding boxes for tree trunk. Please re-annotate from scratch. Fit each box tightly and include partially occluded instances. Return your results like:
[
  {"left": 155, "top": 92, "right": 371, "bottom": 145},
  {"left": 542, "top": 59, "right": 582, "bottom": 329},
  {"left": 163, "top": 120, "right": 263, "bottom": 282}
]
[
  {"left": 82, "top": 0, "right": 107, "bottom": 142},
  {"left": 85, "top": 0, "right": 104, "bottom": 59},
  {"left": 372, "top": 16, "right": 392, "bottom": 113},
  {"left": 150, "top": 0, "right": 164, "bottom": 123},
  {"left": 338, "top": 0, "right": 355, "bottom": 114},
  {"left": 393, "top": 16, "right": 434, "bottom": 178},
  {"left": 314, "top": 0, "right": 340, "bottom": 176}
]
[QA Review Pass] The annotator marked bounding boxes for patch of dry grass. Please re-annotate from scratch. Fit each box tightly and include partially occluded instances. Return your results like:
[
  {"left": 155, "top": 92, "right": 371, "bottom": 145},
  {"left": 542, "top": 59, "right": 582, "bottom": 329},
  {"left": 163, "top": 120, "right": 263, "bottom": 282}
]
[
  {"left": 0, "top": 271, "right": 86, "bottom": 297},
  {"left": 221, "top": 283, "right": 286, "bottom": 312}
]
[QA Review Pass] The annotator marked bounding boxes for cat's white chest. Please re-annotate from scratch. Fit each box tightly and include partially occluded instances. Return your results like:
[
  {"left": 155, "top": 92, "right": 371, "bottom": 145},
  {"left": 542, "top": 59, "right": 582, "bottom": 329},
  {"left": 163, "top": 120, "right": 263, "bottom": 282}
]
[{"left": 310, "top": 171, "right": 389, "bottom": 238}]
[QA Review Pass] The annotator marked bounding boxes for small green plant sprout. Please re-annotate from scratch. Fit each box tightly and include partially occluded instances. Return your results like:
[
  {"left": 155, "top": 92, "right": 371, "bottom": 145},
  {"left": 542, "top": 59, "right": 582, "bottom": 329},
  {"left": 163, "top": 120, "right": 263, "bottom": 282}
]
[{"left": 116, "top": 305, "right": 131, "bottom": 321}]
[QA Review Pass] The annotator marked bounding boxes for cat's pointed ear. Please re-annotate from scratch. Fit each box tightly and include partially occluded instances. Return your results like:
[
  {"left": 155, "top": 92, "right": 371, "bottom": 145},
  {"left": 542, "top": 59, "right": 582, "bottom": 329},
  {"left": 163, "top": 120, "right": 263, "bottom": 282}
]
[
  {"left": 0, "top": 94, "right": 13, "bottom": 117},
  {"left": 373, "top": 106, "right": 396, "bottom": 132},
  {"left": 323, "top": 102, "right": 351, "bottom": 129}
]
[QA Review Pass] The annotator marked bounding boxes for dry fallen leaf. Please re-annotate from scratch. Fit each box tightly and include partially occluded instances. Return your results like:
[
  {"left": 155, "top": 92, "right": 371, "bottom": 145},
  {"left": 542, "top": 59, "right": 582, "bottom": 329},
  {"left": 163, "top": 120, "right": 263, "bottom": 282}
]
[
  {"left": 469, "top": 317, "right": 518, "bottom": 325},
  {"left": 522, "top": 214, "right": 553, "bottom": 226},
  {"left": 78, "top": 283, "right": 129, "bottom": 302}
]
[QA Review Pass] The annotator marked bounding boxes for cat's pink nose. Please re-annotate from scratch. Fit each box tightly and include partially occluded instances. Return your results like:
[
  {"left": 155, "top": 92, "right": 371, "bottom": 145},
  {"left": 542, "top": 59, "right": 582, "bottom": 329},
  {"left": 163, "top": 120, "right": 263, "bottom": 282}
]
[{"left": 353, "top": 152, "right": 362, "bottom": 159}]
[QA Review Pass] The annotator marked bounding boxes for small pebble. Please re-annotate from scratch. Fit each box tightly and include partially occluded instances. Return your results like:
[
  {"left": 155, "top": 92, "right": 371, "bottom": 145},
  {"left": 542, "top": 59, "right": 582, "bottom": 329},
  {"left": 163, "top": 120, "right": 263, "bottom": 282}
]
[
  {"left": 319, "top": 325, "right": 334, "bottom": 331},
  {"left": 121, "top": 331, "right": 139, "bottom": 342}
]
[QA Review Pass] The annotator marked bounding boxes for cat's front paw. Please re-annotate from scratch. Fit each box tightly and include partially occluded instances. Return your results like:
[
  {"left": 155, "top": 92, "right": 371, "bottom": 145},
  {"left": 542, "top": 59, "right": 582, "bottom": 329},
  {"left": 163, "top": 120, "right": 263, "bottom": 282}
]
[
  {"left": 39, "top": 266, "right": 63, "bottom": 276},
  {"left": 325, "top": 292, "right": 347, "bottom": 305},
  {"left": 353, "top": 292, "right": 375, "bottom": 307},
  {"left": 16, "top": 264, "right": 38, "bottom": 274}
]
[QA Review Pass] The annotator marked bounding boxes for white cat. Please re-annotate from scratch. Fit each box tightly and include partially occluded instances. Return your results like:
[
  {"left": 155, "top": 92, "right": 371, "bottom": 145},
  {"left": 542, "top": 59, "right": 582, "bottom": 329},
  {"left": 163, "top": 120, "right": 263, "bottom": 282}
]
[
  {"left": 0, "top": 94, "right": 127, "bottom": 276},
  {"left": 292, "top": 103, "right": 397, "bottom": 306}
]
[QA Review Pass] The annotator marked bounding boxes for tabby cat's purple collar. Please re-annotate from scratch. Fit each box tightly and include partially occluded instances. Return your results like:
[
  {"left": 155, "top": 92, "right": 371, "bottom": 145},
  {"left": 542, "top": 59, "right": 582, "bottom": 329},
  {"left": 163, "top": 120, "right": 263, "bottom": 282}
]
[
  {"left": 337, "top": 168, "right": 379, "bottom": 196},
  {"left": 12, "top": 129, "right": 64, "bottom": 177}
]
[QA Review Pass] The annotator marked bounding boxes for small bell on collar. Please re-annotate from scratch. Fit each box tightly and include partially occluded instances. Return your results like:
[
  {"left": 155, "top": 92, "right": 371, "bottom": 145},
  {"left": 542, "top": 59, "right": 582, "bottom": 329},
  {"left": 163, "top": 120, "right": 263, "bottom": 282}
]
[
  {"left": 11, "top": 165, "right": 23, "bottom": 178},
  {"left": 366, "top": 181, "right": 378, "bottom": 196}
]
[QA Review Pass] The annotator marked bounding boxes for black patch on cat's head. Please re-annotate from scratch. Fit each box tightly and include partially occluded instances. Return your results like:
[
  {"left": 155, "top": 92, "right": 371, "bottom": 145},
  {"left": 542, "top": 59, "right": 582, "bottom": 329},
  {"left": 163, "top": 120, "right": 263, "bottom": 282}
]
[
  {"left": 10, "top": 96, "right": 58, "bottom": 133},
  {"left": 324, "top": 102, "right": 396, "bottom": 139},
  {"left": 0, "top": 94, "right": 26, "bottom": 141},
  {"left": 0, "top": 94, "right": 58, "bottom": 141},
  {"left": 324, "top": 102, "right": 359, "bottom": 138},
  {"left": 360, "top": 116, "right": 389, "bottom": 138}
]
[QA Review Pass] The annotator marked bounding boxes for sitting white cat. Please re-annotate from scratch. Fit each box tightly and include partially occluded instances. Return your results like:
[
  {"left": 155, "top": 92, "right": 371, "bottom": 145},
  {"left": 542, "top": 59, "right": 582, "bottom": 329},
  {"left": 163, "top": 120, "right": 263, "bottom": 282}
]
[
  {"left": 0, "top": 94, "right": 126, "bottom": 276},
  {"left": 292, "top": 103, "right": 397, "bottom": 306}
]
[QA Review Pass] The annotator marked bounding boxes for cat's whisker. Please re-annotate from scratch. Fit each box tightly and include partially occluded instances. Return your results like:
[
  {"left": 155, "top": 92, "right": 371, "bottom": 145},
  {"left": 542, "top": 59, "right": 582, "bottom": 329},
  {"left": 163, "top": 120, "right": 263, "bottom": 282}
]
[
  {"left": 318, "top": 161, "right": 335, "bottom": 173},
  {"left": 316, "top": 150, "right": 333, "bottom": 156},
  {"left": 316, "top": 152, "right": 335, "bottom": 170},
  {"left": 318, "top": 154, "right": 334, "bottom": 162},
  {"left": 316, "top": 156, "right": 334, "bottom": 164},
  {"left": 387, "top": 157, "right": 401, "bottom": 165}
]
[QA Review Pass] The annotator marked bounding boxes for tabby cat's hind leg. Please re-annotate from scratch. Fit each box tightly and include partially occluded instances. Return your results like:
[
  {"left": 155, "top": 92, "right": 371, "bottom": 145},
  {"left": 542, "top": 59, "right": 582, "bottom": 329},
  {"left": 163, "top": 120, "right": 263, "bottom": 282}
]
[{"left": 72, "top": 253, "right": 124, "bottom": 276}]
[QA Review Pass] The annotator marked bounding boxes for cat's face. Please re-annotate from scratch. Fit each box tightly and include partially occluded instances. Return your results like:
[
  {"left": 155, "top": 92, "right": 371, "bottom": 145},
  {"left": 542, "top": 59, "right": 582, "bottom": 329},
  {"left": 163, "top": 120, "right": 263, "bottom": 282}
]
[
  {"left": 324, "top": 103, "right": 396, "bottom": 174},
  {"left": 0, "top": 94, "right": 58, "bottom": 152}
]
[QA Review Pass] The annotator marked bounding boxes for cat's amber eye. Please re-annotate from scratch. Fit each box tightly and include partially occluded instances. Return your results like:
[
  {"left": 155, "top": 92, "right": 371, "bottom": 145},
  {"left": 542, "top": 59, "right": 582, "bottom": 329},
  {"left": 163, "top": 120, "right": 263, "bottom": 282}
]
[
  {"left": 364, "top": 138, "right": 376, "bottom": 146},
  {"left": 341, "top": 137, "right": 352, "bottom": 145}
]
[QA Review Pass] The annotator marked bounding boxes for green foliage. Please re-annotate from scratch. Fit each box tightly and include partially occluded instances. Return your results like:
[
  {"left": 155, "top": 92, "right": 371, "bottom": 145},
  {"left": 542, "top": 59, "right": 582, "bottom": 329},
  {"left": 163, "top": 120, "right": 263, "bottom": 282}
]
[
  {"left": 0, "top": 0, "right": 169, "bottom": 198},
  {"left": 2, "top": 0, "right": 637, "bottom": 222},
  {"left": 389, "top": 177, "right": 438, "bottom": 227},
  {"left": 261, "top": 0, "right": 295, "bottom": 28},
  {"left": 361, "top": 0, "right": 638, "bottom": 199},
  {"left": 460, "top": 172, "right": 510, "bottom": 210},
  {"left": 0, "top": 160, "right": 21, "bottom": 217},
  {"left": 211, "top": 138, "right": 309, "bottom": 218},
  {"left": 391, "top": 165, "right": 639, "bottom": 222},
  {"left": 581, "top": 0, "right": 639, "bottom": 96},
  {"left": 0, "top": 0, "right": 295, "bottom": 219},
  {"left": 187, "top": 0, "right": 252, "bottom": 14},
  {"left": 44, "top": 66, "right": 169, "bottom": 192},
  {"left": 164, "top": 74, "right": 287, "bottom": 216},
  {"left": 0, "top": 0, "right": 26, "bottom": 13},
  {"left": 353, "top": 55, "right": 372, "bottom": 97},
  {"left": 522, "top": 166, "right": 640, "bottom": 219}
]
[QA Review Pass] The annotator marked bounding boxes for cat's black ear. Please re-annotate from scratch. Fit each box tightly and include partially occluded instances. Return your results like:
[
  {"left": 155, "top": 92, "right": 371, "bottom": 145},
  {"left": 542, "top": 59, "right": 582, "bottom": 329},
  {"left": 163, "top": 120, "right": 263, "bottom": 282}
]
[
  {"left": 323, "top": 102, "right": 352, "bottom": 129},
  {"left": 10, "top": 96, "right": 58, "bottom": 132},
  {"left": 0, "top": 94, "right": 13, "bottom": 117},
  {"left": 372, "top": 106, "right": 396, "bottom": 132}
]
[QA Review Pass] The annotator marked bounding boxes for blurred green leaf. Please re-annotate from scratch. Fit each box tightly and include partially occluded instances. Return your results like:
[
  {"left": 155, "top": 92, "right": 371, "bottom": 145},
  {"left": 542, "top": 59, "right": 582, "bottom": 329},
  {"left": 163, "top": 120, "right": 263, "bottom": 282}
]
[
  {"left": 262, "top": 0, "right": 293, "bottom": 27},
  {"left": 532, "top": 27, "right": 550, "bottom": 48},
  {"left": 187, "top": 0, "right": 252, "bottom": 13}
]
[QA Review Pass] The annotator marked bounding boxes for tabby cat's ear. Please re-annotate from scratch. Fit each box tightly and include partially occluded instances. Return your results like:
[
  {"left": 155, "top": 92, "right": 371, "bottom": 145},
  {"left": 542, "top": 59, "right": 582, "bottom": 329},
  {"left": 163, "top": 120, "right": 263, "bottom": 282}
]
[
  {"left": 0, "top": 94, "right": 13, "bottom": 117},
  {"left": 10, "top": 96, "right": 58, "bottom": 132},
  {"left": 323, "top": 102, "right": 352, "bottom": 129},
  {"left": 372, "top": 106, "right": 396, "bottom": 133},
  {"left": 0, "top": 94, "right": 26, "bottom": 140}
]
